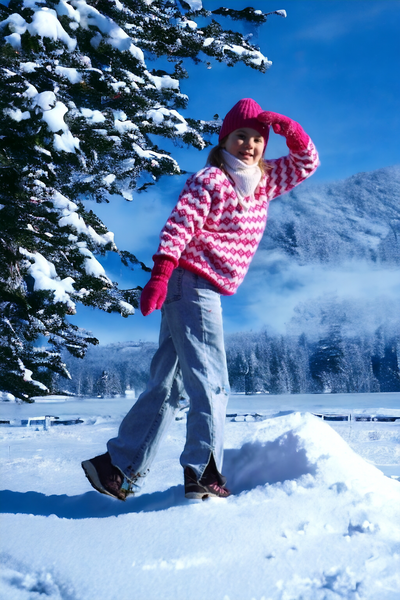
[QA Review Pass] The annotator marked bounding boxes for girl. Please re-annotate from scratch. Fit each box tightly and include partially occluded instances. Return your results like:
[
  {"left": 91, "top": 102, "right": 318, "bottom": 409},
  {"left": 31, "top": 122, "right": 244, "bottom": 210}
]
[{"left": 82, "top": 98, "right": 319, "bottom": 500}]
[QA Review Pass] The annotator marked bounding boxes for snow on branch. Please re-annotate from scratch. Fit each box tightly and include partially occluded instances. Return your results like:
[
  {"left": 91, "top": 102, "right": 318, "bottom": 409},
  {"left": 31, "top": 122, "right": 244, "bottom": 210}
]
[
  {"left": 0, "top": 8, "right": 77, "bottom": 50},
  {"left": 51, "top": 191, "right": 116, "bottom": 249},
  {"left": 19, "top": 247, "right": 77, "bottom": 310},
  {"left": 17, "top": 358, "right": 49, "bottom": 391}
]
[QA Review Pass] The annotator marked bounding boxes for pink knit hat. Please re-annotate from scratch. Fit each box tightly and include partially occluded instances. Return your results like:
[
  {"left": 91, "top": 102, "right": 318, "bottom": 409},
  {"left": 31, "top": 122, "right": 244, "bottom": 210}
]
[{"left": 218, "top": 98, "right": 270, "bottom": 150}]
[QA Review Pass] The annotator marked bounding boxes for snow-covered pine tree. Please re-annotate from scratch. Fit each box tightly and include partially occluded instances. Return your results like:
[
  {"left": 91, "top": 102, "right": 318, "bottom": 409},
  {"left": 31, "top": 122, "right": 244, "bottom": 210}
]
[
  {"left": 309, "top": 325, "right": 346, "bottom": 393},
  {"left": 0, "top": 0, "right": 284, "bottom": 400}
]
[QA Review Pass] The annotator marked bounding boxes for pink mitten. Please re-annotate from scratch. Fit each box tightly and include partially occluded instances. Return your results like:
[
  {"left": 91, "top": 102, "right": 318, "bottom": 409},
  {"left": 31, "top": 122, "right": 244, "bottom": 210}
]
[
  {"left": 257, "top": 111, "right": 309, "bottom": 152},
  {"left": 140, "top": 257, "right": 175, "bottom": 316}
]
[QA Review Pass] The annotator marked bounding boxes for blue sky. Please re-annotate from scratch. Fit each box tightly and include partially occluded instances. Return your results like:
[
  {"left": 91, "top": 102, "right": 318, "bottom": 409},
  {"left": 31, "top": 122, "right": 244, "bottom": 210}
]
[{"left": 67, "top": 0, "right": 400, "bottom": 343}]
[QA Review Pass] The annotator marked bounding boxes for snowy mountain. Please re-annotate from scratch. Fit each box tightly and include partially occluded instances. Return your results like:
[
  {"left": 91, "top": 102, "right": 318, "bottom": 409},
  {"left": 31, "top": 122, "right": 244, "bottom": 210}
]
[{"left": 261, "top": 164, "right": 400, "bottom": 265}]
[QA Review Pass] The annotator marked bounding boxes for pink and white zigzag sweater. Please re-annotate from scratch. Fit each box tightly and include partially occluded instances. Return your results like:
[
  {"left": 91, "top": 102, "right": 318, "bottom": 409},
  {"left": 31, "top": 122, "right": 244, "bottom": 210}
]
[{"left": 154, "top": 139, "right": 319, "bottom": 295}]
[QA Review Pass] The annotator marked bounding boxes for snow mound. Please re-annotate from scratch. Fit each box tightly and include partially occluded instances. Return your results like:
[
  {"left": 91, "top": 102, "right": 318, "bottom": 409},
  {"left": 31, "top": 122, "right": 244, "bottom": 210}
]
[{"left": 224, "top": 412, "right": 396, "bottom": 496}]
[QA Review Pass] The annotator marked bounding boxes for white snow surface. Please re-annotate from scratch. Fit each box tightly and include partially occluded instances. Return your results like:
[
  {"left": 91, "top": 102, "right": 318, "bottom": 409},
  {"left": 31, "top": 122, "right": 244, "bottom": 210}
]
[
  {"left": 145, "top": 70, "right": 180, "bottom": 91},
  {"left": 177, "top": 19, "right": 198, "bottom": 30},
  {"left": 17, "top": 359, "right": 48, "bottom": 392},
  {"left": 80, "top": 107, "right": 105, "bottom": 123},
  {"left": 54, "top": 65, "right": 83, "bottom": 85},
  {"left": 0, "top": 7, "right": 77, "bottom": 51},
  {"left": 73, "top": 0, "right": 144, "bottom": 62},
  {"left": 222, "top": 43, "right": 272, "bottom": 69},
  {"left": 146, "top": 107, "right": 189, "bottom": 133},
  {"left": 3, "top": 108, "right": 30, "bottom": 122},
  {"left": 1, "top": 393, "right": 399, "bottom": 600},
  {"left": 183, "top": 0, "right": 202, "bottom": 10},
  {"left": 52, "top": 191, "right": 116, "bottom": 248},
  {"left": 20, "top": 61, "right": 40, "bottom": 73},
  {"left": 41, "top": 100, "right": 68, "bottom": 130},
  {"left": 19, "top": 247, "right": 76, "bottom": 309}
]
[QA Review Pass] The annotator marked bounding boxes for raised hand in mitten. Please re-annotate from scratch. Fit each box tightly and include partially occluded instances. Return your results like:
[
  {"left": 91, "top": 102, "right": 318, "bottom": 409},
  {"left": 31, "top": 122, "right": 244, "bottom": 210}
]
[
  {"left": 257, "top": 111, "right": 310, "bottom": 153},
  {"left": 140, "top": 257, "right": 175, "bottom": 316}
]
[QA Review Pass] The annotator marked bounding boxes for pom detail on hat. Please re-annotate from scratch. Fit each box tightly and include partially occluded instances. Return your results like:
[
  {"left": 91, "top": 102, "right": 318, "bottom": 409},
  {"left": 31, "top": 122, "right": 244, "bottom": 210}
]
[{"left": 219, "top": 98, "right": 270, "bottom": 150}]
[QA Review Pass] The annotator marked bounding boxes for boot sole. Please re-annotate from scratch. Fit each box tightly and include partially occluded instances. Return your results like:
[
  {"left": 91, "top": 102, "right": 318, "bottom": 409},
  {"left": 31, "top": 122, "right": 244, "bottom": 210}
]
[
  {"left": 185, "top": 489, "right": 231, "bottom": 500},
  {"left": 185, "top": 491, "right": 210, "bottom": 500},
  {"left": 81, "top": 460, "right": 126, "bottom": 501}
]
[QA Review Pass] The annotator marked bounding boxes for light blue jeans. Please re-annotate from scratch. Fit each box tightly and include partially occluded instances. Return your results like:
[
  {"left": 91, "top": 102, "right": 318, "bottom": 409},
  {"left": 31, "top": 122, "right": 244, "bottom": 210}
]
[{"left": 107, "top": 268, "right": 230, "bottom": 487}]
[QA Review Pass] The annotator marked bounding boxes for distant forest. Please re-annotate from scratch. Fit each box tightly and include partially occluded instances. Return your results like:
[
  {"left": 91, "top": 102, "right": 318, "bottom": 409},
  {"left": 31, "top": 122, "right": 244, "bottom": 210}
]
[{"left": 57, "top": 326, "right": 400, "bottom": 397}]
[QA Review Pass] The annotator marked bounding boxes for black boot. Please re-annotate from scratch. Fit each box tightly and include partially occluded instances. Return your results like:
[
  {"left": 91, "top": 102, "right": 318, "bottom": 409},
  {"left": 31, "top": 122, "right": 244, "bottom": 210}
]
[
  {"left": 184, "top": 455, "right": 231, "bottom": 499},
  {"left": 82, "top": 452, "right": 137, "bottom": 501}
]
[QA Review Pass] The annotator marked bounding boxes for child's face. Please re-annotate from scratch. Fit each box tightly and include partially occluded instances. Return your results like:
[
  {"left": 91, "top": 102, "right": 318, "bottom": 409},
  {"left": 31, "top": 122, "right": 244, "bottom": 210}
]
[{"left": 223, "top": 127, "right": 264, "bottom": 165}]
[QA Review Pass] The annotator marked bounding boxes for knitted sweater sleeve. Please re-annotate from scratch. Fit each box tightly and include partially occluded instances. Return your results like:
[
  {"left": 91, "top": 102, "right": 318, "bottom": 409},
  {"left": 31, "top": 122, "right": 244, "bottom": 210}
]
[
  {"left": 154, "top": 171, "right": 213, "bottom": 264},
  {"left": 265, "top": 138, "right": 319, "bottom": 201}
]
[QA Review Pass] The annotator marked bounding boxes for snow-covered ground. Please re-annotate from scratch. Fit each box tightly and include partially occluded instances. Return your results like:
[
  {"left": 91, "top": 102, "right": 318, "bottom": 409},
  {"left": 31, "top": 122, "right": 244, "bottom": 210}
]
[{"left": 1, "top": 393, "right": 399, "bottom": 600}]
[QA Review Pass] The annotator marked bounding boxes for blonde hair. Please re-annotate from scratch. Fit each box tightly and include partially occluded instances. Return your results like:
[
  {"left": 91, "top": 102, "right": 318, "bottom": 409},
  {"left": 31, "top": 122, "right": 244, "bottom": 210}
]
[{"left": 206, "top": 136, "right": 271, "bottom": 176}]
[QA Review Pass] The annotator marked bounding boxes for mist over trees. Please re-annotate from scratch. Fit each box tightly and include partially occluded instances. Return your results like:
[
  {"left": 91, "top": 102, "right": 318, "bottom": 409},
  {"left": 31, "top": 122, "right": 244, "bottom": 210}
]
[{"left": 0, "top": 0, "right": 284, "bottom": 401}]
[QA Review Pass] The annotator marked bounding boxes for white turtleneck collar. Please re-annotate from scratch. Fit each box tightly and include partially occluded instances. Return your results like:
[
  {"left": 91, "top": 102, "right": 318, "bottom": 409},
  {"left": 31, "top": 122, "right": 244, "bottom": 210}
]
[{"left": 221, "top": 149, "right": 262, "bottom": 211}]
